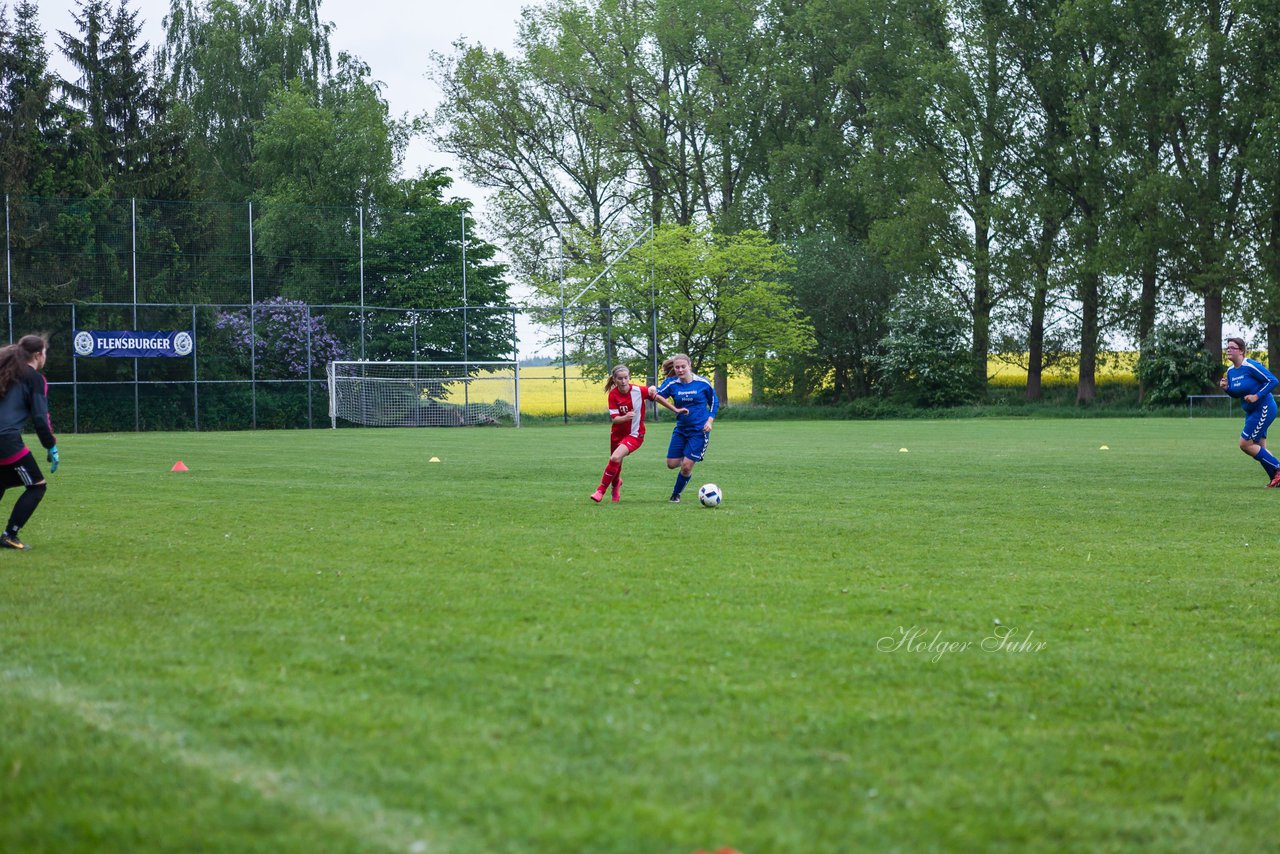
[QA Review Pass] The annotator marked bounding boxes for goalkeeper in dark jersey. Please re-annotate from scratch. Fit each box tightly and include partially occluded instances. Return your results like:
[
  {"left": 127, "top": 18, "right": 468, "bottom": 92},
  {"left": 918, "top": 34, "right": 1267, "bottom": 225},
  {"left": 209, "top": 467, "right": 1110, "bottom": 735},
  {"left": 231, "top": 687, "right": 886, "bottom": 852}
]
[{"left": 0, "top": 335, "right": 59, "bottom": 550}]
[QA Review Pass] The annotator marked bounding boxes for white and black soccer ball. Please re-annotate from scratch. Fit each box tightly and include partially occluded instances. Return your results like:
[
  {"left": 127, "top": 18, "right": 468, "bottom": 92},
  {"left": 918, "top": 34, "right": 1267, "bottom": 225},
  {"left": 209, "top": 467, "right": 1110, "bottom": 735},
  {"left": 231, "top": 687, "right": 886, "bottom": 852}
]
[{"left": 697, "top": 483, "right": 722, "bottom": 508}]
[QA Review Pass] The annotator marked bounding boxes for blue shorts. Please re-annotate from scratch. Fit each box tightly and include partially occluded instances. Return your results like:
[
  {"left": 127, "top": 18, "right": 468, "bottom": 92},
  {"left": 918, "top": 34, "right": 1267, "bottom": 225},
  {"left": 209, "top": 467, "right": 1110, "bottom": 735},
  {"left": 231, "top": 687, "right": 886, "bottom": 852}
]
[
  {"left": 667, "top": 427, "right": 710, "bottom": 462},
  {"left": 1242, "top": 401, "right": 1276, "bottom": 442}
]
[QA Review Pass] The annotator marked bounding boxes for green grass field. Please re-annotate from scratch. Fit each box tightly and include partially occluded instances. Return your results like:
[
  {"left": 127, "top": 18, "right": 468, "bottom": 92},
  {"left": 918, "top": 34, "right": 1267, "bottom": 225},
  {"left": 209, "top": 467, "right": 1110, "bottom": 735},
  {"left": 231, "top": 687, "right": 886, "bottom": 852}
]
[{"left": 3, "top": 419, "right": 1279, "bottom": 852}]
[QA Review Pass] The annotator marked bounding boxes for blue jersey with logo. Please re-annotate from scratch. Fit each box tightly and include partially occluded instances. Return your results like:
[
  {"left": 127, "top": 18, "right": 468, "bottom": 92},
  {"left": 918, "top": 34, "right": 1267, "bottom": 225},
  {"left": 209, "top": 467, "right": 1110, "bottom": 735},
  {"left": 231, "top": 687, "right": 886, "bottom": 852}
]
[
  {"left": 1225, "top": 358, "right": 1278, "bottom": 413},
  {"left": 657, "top": 374, "right": 719, "bottom": 430}
]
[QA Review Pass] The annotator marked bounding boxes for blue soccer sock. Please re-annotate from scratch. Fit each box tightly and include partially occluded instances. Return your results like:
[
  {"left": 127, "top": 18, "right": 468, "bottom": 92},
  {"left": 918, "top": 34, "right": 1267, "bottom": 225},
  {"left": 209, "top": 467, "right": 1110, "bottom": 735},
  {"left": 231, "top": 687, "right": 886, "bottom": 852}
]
[
  {"left": 1256, "top": 447, "right": 1280, "bottom": 478},
  {"left": 673, "top": 473, "right": 691, "bottom": 497}
]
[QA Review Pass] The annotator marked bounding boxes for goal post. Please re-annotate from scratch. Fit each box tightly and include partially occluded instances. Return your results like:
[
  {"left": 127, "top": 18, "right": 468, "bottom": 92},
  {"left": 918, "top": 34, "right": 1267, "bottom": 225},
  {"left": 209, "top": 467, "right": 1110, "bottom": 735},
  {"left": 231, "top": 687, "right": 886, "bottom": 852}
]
[{"left": 327, "top": 360, "right": 520, "bottom": 428}]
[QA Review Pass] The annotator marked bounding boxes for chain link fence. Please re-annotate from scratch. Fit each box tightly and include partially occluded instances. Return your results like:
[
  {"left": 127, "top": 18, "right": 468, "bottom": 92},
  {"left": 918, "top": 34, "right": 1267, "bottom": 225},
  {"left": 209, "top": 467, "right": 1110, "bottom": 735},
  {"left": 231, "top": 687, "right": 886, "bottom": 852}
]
[{"left": 4, "top": 195, "right": 518, "bottom": 431}]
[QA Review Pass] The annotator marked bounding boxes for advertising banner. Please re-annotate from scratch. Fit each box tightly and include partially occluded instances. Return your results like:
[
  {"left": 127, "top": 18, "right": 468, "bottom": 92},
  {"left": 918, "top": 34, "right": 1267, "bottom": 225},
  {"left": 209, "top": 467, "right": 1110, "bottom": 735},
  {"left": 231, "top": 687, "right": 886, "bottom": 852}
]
[{"left": 73, "top": 330, "right": 195, "bottom": 358}]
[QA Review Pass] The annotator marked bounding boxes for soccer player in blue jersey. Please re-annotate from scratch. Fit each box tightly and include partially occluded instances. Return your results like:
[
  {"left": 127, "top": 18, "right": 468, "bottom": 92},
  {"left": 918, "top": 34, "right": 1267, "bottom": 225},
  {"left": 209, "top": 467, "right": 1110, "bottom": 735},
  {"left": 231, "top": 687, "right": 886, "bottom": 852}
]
[
  {"left": 1219, "top": 337, "right": 1280, "bottom": 487},
  {"left": 656, "top": 353, "right": 719, "bottom": 503}
]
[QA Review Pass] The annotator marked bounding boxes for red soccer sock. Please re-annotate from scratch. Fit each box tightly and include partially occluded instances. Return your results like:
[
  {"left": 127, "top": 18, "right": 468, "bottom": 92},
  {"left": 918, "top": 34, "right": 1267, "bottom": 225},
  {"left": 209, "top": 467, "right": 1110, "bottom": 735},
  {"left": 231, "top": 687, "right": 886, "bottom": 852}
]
[{"left": 599, "top": 460, "right": 621, "bottom": 493}]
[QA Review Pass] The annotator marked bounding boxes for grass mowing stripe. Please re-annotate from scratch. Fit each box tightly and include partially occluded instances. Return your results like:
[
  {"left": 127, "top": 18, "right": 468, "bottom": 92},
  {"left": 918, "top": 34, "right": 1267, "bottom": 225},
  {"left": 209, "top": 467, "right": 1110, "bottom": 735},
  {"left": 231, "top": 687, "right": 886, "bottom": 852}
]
[{"left": 2, "top": 667, "right": 450, "bottom": 854}]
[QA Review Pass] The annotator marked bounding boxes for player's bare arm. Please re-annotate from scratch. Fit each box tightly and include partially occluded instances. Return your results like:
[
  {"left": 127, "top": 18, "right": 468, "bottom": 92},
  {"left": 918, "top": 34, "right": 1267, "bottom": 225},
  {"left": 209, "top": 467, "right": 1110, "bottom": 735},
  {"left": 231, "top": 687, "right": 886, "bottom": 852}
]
[{"left": 654, "top": 394, "right": 686, "bottom": 416}]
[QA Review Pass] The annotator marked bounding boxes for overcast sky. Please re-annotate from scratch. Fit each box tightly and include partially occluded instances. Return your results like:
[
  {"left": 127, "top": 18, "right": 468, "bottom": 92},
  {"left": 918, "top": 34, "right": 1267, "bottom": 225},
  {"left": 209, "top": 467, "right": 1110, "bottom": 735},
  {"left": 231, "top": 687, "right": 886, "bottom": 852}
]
[{"left": 35, "top": 0, "right": 532, "bottom": 205}]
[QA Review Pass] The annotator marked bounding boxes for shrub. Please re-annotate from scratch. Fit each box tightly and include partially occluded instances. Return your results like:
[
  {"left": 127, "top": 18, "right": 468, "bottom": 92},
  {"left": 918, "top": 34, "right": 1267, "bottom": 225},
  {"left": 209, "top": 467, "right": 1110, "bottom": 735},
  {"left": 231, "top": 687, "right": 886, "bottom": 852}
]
[
  {"left": 215, "top": 297, "right": 346, "bottom": 379},
  {"left": 1134, "top": 321, "right": 1216, "bottom": 408},
  {"left": 877, "top": 289, "right": 981, "bottom": 407}
]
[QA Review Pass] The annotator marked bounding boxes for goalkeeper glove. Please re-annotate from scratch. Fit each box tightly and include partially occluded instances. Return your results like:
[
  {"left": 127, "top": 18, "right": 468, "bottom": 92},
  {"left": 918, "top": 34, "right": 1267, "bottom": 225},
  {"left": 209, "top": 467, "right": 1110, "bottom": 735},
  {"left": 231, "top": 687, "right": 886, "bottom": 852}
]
[{"left": 47, "top": 445, "right": 59, "bottom": 473}]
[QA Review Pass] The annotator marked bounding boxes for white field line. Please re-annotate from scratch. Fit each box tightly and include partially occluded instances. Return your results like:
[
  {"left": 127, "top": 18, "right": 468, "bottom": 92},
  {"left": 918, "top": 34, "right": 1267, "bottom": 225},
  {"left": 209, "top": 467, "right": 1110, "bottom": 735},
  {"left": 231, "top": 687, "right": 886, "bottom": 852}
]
[{"left": 3, "top": 668, "right": 445, "bottom": 854}]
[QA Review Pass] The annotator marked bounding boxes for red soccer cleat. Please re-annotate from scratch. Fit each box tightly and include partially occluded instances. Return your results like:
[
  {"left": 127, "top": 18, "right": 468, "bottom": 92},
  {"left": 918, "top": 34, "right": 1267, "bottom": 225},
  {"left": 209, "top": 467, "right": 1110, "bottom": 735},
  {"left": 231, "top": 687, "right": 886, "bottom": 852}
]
[
  {"left": 611, "top": 477, "right": 622, "bottom": 502},
  {"left": 1268, "top": 470, "right": 1280, "bottom": 488},
  {"left": 590, "top": 489, "right": 605, "bottom": 503}
]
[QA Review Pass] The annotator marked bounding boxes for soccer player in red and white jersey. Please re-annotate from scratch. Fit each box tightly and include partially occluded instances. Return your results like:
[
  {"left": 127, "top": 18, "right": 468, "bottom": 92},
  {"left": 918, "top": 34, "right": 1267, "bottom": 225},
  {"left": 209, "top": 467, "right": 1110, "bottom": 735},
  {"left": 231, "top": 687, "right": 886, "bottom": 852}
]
[{"left": 591, "top": 364, "right": 686, "bottom": 503}]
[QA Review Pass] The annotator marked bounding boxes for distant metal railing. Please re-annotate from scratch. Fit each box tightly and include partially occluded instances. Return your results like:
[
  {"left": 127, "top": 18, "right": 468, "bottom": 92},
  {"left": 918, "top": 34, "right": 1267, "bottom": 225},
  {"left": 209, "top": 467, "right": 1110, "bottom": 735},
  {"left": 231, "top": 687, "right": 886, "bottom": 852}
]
[{"left": 1187, "top": 394, "right": 1231, "bottom": 417}]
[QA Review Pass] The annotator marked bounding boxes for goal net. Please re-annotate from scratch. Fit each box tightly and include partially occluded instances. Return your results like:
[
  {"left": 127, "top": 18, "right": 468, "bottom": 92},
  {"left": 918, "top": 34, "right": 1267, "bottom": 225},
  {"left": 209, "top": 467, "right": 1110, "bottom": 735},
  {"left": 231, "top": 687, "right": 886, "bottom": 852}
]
[{"left": 327, "top": 361, "right": 520, "bottom": 428}]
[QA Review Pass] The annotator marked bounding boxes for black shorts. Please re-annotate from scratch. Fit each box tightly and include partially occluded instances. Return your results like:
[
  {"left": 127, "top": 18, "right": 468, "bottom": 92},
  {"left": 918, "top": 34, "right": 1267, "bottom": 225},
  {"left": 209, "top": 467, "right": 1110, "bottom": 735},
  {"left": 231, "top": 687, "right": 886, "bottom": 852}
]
[{"left": 0, "top": 452, "right": 44, "bottom": 489}]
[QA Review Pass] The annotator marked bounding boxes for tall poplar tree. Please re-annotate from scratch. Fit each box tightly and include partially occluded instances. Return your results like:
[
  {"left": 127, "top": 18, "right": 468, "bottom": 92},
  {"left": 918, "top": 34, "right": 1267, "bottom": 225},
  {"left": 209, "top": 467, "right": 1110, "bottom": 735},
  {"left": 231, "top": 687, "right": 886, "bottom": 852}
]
[{"left": 1166, "top": 0, "right": 1257, "bottom": 365}]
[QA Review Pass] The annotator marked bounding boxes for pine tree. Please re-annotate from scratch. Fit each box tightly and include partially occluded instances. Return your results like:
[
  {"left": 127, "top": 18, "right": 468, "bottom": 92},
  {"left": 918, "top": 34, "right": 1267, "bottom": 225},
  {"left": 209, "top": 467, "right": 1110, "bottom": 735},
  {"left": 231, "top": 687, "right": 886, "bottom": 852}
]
[{"left": 1, "top": 0, "right": 58, "bottom": 194}]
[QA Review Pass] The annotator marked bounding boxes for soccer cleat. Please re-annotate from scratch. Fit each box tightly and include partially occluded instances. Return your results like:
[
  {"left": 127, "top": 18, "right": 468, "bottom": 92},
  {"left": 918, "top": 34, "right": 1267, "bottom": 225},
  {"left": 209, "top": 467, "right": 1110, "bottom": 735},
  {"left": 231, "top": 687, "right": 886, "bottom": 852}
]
[
  {"left": 590, "top": 489, "right": 605, "bottom": 503},
  {"left": 611, "top": 477, "right": 622, "bottom": 502},
  {"left": 669, "top": 494, "right": 681, "bottom": 503},
  {"left": 1269, "top": 470, "right": 1280, "bottom": 488},
  {"left": 0, "top": 533, "right": 30, "bottom": 550}
]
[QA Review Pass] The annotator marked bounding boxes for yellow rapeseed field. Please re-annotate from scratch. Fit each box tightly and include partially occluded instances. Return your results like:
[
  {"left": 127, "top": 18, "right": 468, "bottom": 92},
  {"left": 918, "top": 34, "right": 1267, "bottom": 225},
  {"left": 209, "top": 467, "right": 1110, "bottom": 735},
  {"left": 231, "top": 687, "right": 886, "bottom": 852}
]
[
  {"left": 514, "top": 355, "right": 1144, "bottom": 415},
  {"left": 518, "top": 366, "right": 753, "bottom": 416},
  {"left": 987, "top": 352, "right": 1140, "bottom": 387}
]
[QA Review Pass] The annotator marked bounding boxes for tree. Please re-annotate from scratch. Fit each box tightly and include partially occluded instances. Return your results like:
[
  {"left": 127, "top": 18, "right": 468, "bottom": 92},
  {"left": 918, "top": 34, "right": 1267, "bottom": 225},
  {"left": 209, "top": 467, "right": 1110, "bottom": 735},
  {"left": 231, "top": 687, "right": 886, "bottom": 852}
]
[
  {"left": 361, "top": 172, "right": 511, "bottom": 362},
  {"left": 583, "top": 223, "right": 812, "bottom": 400},
  {"left": 158, "top": 0, "right": 332, "bottom": 199},
  {"left": 214, "top": 296, "right": 346, "bottom": 378},
  {"left": 1133, "top": 320, "right": 1215, "bottom": 406},
  {"left": 1236, "top": 0, "right": 1280, "bottom": 362},
  {"left": 1165, "top": 0, "right": 1258, "bottom": 366},
  {"left": 430, "top": 16, "right": 639, "bottom": 286},
  {"left": 249, "top": 53, "right": 404, "bottom": 304},
  {"left": 1002, "top": 0, "right": 1078, "bottom": 400},
  {"left": 647, "top": 0, "right": 775, "bottom": 228},
  {"left": 784, "top": 230, "right": 900, "bottom": 400},
  {"left": 0, "top": 1, "right": 96, "bottom": 305},
  {"left": 52, "top": 0, "right": 189, "bottom": 200},
  {"left": 1010, "top": 0, "right": 1127, "bottom": 404},
  {"left": 56, "top": 0, "right": 111, "bottom": 186},
  {"left": 756, "top": 0, "right": 880, "bottom": 240},
  {"left": 1107, "top": 0, "right": 1183, "bottom": 398},
  {"left": 876, "top": 0, "right": 1026, "bottom": 388},
  {"left": 879, "top": 286, "right": 980, "bottom": 407},
  {"left": 1, "top": 0, "right": 59, "bottom": 195}
]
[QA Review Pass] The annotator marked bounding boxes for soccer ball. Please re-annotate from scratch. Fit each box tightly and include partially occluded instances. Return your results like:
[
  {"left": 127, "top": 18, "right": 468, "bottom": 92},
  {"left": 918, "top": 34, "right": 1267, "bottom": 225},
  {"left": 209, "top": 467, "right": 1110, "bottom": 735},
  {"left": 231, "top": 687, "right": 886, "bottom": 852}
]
[{"left": 697, "top": 483, "right": 722, "bottom": 507}]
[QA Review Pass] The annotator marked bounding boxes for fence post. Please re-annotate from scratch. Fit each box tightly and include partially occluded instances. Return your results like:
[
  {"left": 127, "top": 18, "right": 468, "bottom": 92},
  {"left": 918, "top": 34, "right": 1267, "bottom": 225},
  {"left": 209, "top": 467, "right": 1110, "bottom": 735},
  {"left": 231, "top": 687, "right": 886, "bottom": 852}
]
[
  {"left": 249, "top": 201, "right": 257, "bottom": 429},
  {"left": 560, "top": 243, "right": 568, "bottom": 425},
  {"left": 513, "top": 306, "right": 521, "bottom": 428},
  {"left": 462, "top": 210, "right": 468, "bottom": 362},
  {"left": 359, "top": 205, "right": 366, "bottom": 361},
  {"left": 561, "top": 305, "right": 568, "bottom": 425},
  {"left": 306, "top": 304, "right": 314, "bottom": 428},
  {"left": 650, "top": 241, "right": 658, "bottom": 416},
  {"left": 4, "top": 194, "right": 11, "bottom": 343},
  {"left": 71, "top": 303, "right": 79, "bottom": 433},
  {"left": 192, "top": 304, "right": 200, "bottom": 431},
  {"left": 132, "top": 198, "right": 140, "bottom": 431},
  {"left": 462, "top": 213, "right": 469, "bottom": 417}
]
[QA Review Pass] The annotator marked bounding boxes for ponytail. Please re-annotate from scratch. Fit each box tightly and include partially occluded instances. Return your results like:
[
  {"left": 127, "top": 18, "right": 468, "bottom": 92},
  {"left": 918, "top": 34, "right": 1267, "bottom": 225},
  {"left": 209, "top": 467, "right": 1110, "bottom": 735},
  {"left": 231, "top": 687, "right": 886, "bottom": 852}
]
[
  {"left": 0, "top": 334, "right": 47, "bottom": 398},
  {"left": 662, "top": 353, "right": 691, "bottom": 378},
  {"left": 604, "top": 364, "right": 631, "bottom": 390}
]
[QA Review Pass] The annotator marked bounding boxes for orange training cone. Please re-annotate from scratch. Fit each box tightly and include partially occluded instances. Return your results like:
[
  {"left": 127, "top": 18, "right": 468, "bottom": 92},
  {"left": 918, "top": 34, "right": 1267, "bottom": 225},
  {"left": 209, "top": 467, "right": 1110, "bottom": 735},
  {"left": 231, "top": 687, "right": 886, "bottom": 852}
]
[{"left": 171, "top": 460, "right": 189, "bottom": 472}]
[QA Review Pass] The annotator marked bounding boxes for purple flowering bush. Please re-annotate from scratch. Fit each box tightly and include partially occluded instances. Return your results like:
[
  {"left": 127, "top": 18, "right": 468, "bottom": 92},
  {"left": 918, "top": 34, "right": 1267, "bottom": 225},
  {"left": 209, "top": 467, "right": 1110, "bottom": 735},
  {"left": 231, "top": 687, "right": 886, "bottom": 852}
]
[{"left": 215, "top": 297, "right": 347, "bottom": 378}]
